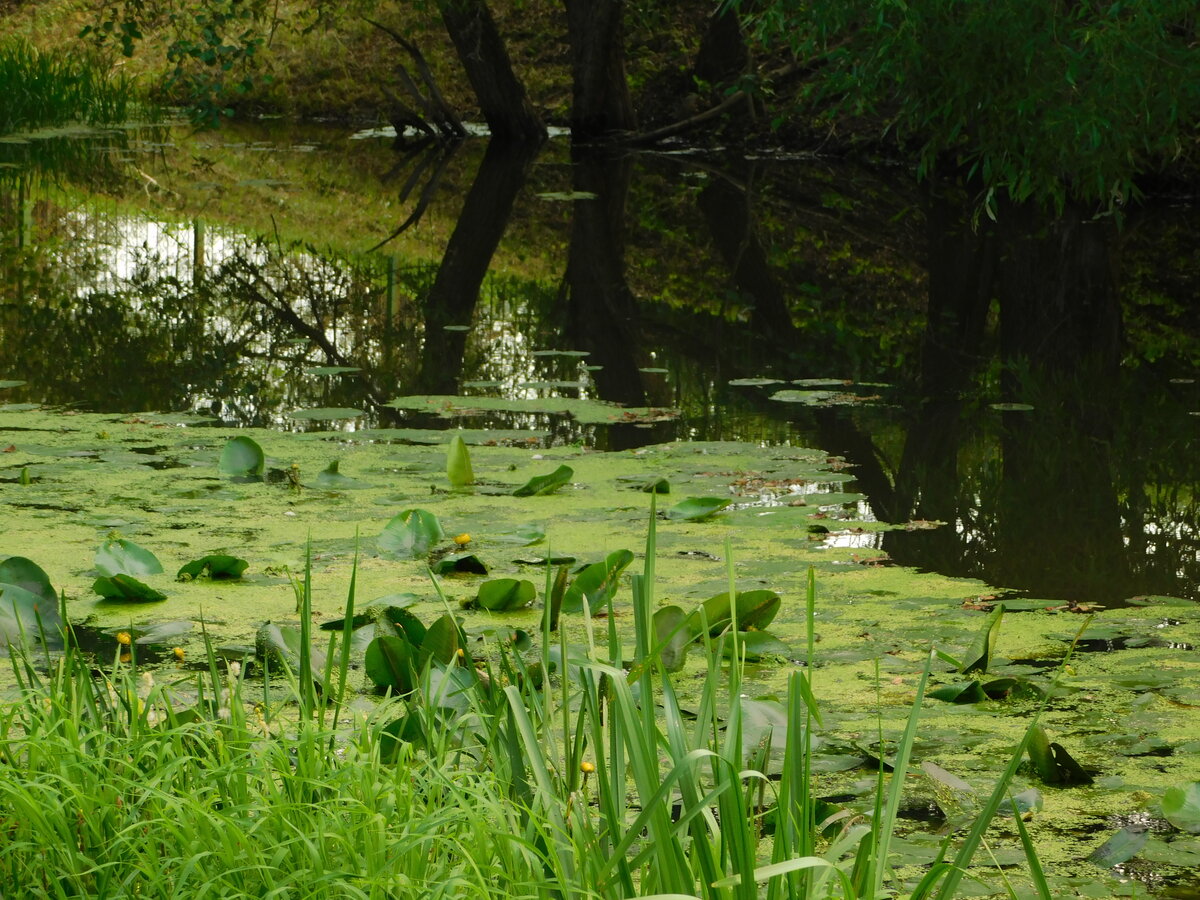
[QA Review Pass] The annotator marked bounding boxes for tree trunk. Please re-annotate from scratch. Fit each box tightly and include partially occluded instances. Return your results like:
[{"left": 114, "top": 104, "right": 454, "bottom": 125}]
[
  {"left": 437, "top": 0, "right": 544, "bottom": 142},
  {"left": 563, "top": 0, "right": 635, "bottom": 141}
]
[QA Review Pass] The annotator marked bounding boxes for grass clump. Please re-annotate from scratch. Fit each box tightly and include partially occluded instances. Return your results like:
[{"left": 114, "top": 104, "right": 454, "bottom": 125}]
[{"left": 0, "top": 37, "right": 135, "bottom": 134}]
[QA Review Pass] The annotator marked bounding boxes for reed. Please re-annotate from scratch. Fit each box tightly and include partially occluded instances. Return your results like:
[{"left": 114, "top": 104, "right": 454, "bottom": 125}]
[{"left": 0, "top": 37, "right": 135, "bottom": 133}]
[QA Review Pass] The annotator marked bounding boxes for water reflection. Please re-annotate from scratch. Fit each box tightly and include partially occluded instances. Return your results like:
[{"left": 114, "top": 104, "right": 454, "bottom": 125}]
[{"left": 0, "top": 124, "right": 1196, "bottom": 605}]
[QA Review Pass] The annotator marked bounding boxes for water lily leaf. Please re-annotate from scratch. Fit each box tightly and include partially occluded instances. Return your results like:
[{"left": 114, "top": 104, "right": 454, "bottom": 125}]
[
  {"left": 793, "top": 378, "right": 849, "bottom": 387},
  {"left": 0, "top": 580, "right": 62, "bottom": 649},
  {"left": 446, "top": 434, "right": 474, "bottom": 487},
  {"left": 959, "top": 604, "right": 1004, "bottom": 674},
  {"left": 490, "top": 524, "right": 545, "bottom": 545},
  {"left": 303, "top": 366, "right": 361, "bottom": 376},
  {"left": 688, "top": 589, "right": 781, "bottom": 637},
  {"left": 929, "top": 680, "right": 989, "bottom": 704},
  {"left": 665, "top": 497, "right": 731, "bottom": 521},
  {"left": 218, "top": 436, "right": 265, "bottom": 478},
  {"left": 0, "top": 380, "right": 25, "bottom": 389},
  {"left": 418, "top": 614, "right": 461, "bottom": 669},
  {"left": 474, "top": 578, "right": 536, "bottom": 611},
  {"left": 998, "top": 788, "right": 1043, "bottom": 817},
  {"left": 0, "top": 556, "right": 56, "bottom": 606},
  {"left": 133, "top": 621, "right": 194, "bottom": 645},
  {"left": 562, "top": 549, "right": 634, "bottom": 614},
  {"left": 255, "top": 622, "right": 324, "bottom": 676},
  {"left": 652, "top": 605, "right": 691, "bottom": 671},
  {"left": 769, "top": 390, "right": 838, "bottom": 404},
  {"left": 990, "top": 402, "right": 1035, "bottom": 411},
  {"left": 365, "top": 634, "right": 417, "bottom": 695},
  {"left": 431, "top": 553, "right": 488, "bottom": 576},
  {"left": 313, "top": 459, "right": 371, "bottom": 490},
  {"left": 1028, "top": 726, "right": 1093, "bottom": 786},
  {"left": 1163, "top": 784, "right": 1200, "bottom": 833},
  {"left": 513, "top": 464, "right": 573, "bottom": 497},
  {"left": 724, "top": 629, "right": 790, "bottom": 660},
  {"left": 530, "top": 349, "right": 590, "bottom": 356},
  {"left": 380, "top": 715, "right": 424, "bottom": 761},
  {"left": 535, "top": 191, "right": 597, "bottom": 201},
  {"left": 1088, "top": 825, "right": 1149, "bottom": 867},
  {"left": 640, "top": 476, "right": 670, "bottom": 493},
  {"left": 728, "top": 378, "right": 783, "bottom": 386},
  {"left": 287, "top": 407, "right": 363, "bottom": 420},
  {"left": 93, "top": 574, "right": 167, "bottom": 602},
  {"left": 176, "top": 555, "right": 248, "bottom": 581},
  {"left": 378, "top": 509, "right": 444, "bottom": 559},
  {"left": 95, "top": 539, "right": 164, "bottom": 578}
]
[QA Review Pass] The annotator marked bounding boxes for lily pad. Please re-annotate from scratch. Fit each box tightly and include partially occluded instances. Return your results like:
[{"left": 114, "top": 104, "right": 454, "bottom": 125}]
[
  {"left": 303, "top": 366, "right": 361, "bottom": 376},
  {"left": 0, "top": 556, "right": 57, "bottom": 606},
  {"left": 446, "top": 434, "right": 474, "bottom": 487},
  {"left": 386, "top": 395, "right": 675, "bottom": 425},
  {"left": 0, "top": 380, "right": 25, "bottom": 389},
  {"left": 378, "top": 509, "right": 444, "bottom": 559},
  {"left": 724, "top": 629, "right": 790, "bottom": 660},
  {"left": 769, "top": 390, "right": 838, "bottom": 404},
  {"left": 287, "top": 407, "right": 363, "bottom": 420},
  {"left": 513, "top": 464, "right": 573, "bottom": 497},
  {"left": 95, "top": 539, "right": 164, "bottom": 578},
  {"left": 535, "top": 191, "right": 598, "bottom": 201},
  {"left": 473, "top": 578, "right": 536, "bottom": 611},
  {"left": 1088, "top": 825, "right": 1149, "bottom": 867},
  {"left": 314, "top": 459, "right": 371, "bottom": 490},
  {"left": 728, "top": 378, "right": 783, "bottom": 387},
  {"left": 0, "top": 579, "right": 62, "bottom": 649},
  {"left": 665, "top": 497, "right": 731, "bottom": 521},
  {"left": 93, "top": 574, "right": 167, "bottom": 603},
  {"left": 688, "top": 589, "right": 781, "bottom": 637},
  {"left": 490, "top": 524, "right": 546, "bottom": 545},
  {"left": 431, "top": 553, "right": 488, "bottom": 576},
  {"left": 176, "top": 555, "right": 249, "bottom": 581},
  {"left": 652, "top": 605, "right": 691, "bottom": 671},
  {"left": 1163, "top": 783, "right": 1200, "bottom": 833},
  {"left": 218, "top": 436, "right": 265, "bottom": 478},
  {"left": 990, "top": 403, "right": 1035, "bottom": 412},
  {"left": 365, "top": 634, "right": 417, "bottom": 695},
  {"left": 562, "top": 550, "right": 634, "bottom": 614}
]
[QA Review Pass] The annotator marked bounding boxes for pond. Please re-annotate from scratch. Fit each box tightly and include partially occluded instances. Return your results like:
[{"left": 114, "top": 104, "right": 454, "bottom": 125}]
[{"left": 2, "top": 120, "right": 1199, "bottom": 896}]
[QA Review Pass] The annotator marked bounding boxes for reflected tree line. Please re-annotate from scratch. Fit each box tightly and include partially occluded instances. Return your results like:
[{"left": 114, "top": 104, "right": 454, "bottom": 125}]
[{"left": 1, "top": 132, "right": 1197, "bottom": 604}]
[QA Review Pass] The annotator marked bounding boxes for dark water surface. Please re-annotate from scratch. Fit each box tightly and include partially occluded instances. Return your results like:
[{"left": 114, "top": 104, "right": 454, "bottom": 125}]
[{"left": 1, "top": 121, "right": 1197, "bottom": 608}]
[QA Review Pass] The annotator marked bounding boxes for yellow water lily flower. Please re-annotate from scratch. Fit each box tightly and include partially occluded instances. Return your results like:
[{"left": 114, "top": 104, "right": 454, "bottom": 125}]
[
  {"left": 453, "top": 533, "right": 471, "bottom": 545},
  {"left": 116, "top": 632, "right": 132, "bottom": 646}
]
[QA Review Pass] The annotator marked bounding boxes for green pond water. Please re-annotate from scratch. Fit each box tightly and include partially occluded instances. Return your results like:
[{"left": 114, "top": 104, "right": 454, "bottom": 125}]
[{"left": 1, "top": 120, "right": 1199, "bottom": 896}]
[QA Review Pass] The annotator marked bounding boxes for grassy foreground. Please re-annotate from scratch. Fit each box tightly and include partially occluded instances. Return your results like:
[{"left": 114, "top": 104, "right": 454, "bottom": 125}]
[{"left": 1, "top": 512, "right": 1055, "bottom": 900}]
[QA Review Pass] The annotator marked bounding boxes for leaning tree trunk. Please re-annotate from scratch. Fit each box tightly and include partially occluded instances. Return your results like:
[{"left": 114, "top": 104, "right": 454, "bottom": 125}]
[
  {"left": 437, "top": 0, "right": 544, "bottom": 142},
  {"left": 563, "top": 0, "right": 635, "bottom": 142}
]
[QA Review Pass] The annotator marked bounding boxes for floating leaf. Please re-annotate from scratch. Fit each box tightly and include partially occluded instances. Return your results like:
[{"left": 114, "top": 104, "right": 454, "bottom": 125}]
[
  {"left": 287, "top": 407, "right": 363, "bottom": 420},
  {"left": 1028, "top": 726, "right": 1093, "bottom": 786},
  {"left": 95, "top": 539, "right": 163, "bottom": 578},
  {"left": 562, "top": 550, "right": 635, "bottom": 614},
  {"left": 665, "top": 497, "right": 731, "bottom": 522},
  {"left": 474, "top": 578, "right": 536, "bottom": 611},
  {"left": 769, "top": 390, "right": 838, "bottom": 404},
  {"left": 0, "top": 380, "right": 25, "bottom": 389},
  {"left": 1163, "top": 784, "right": 1200, "bottom": 833},
  {"left": 999, "top": 788, "right": 1044, "bottom": 817},
  {"left": 652, "top": 605, "right": 691, "bottom": 672},
  {"left": 959, "top": 604, "right": 1004, "bottom": 674},
  {"left": 176, "top": 555, "right": 248, "bottom": 581},
  {"left": 314, "top": 459, "right": 371, "bottom": 490},
  {"left": 640, "top": 476, "right": 670, "bottom": 493},
  {"left": 365, "top": 634, "right": 416, "bottom": 695},
  {"left": 218, "top": 436, "right": 265, "bottom": 478},
  {"left": 724, "top": 629, "right": 790, "bottom": 660},
  {"left": 418, "top": 614, "right": 461, "bottom": 669},
  {"left": 535, "top": 191, "right": 598, "bottom": 201},
  {"left": 929, "top": 680, "right": 990, "bottom": 704},
  {"left": 1088, "top": 825, "right": 1149, "bottom": 867},
  {"left": 0, "top": 557, "right": 56, "bottom": 606},
  {"left": 303, "top": 366, "right": 361, "bottom": 376},
  {"left": 132, "top": 621, "right": 194, "bottom": 645},
  {"left": 446, "top": 434, "right": 474, "bottom": 487},
  {"left": 0, "top": 580, "right": 62, "bottom": 649},
  {"left": 378, "top": 509, "right": 444, "bottom": 559},
  {"left": 990, "top": 402, "right": 1035, "bottom": 412},
  {"left": 688, "top": 589, "right": 781, "bottom": 637},
  {"left": 490, "top": 524, "right": 545, "bottom": 545},
  {"left": 431, "top": 553, "right": 488, "bottom": 576},
  {"left": 728, "top": 378, "right": 783, "bottom": 387},
  {"left": 93, "top": 574, "right": 167, "bottom": 602},
  {"left": 255, "top": 622, "right": 325, "bottom": 676},
  {"left": 513, "top": 464, "right": 573, "bottom": 497}
]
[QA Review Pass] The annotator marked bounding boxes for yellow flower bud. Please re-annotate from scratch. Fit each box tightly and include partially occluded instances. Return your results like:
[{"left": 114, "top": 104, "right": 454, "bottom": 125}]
[
  {"left": 116, "top": 631, "right": 132, "bottom": 646},
  {"left": 173, "top": 647, "right": 185, "bottom": 661},
  {"left": 453, "top": 533, "right": 471, "bottom": 546},
  {"left": 580, "top": 761, "right": 596, "bottom": 774}
]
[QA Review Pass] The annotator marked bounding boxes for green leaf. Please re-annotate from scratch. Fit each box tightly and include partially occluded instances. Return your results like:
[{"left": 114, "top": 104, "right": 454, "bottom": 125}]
[
  {"left": 380, "top": 715, "right": 424, "bottom": 761},
  {"left": 0, "top": 580, "right": 63, "bottom": 648},
  {"left": 0, "top": 380, "right": 26, "bottom": 389},
  {"left": 1163, "top": 784, "right": 1200, "bottom": 833},
  {"left": 431, "top": 553, "right": 488, "bottom": 576},
  {"left": 176, "top": 554, "right": 248, "bottom": 581},
  {"left": 959, "top": 603, "right": 1005, "bottom": 674},
  {"left": 132, "top": 621, "right": 193, "bottom": 645},
  {"left": 1028, "top": 726, "right": 1093, "bottom": 786},
  {"left": 365, "top": 634, "right": 416, "bottom": 695},
  {"left": 562, "top": 549, "right": 634, "bottom": 614},
  {"left": 640, "top": 476, "right": 670, "bottom": 493},
  {"left": 490, "top": 524, "right": 546, "bottom": 545},
  {"left": 314, "top": 460, "right": 371, "bottom": 490},
  {"left": 513, "top": 464, "right": 573, "bottom": 497},
  {"left": 378, "top": 509, "right": 444, "bottom": 559},
  {"left": 256, "top": 622, "right": 326, "bottom": 676},
  {"left": 93, "top": 574, "right": 167, "bottom": 602},
  {"left": 929, "top": 680, "right": 989, "bottom": 704},
  {"left": 1088, "top": 825, "right": 1149, "bottom": 867},
  {"left": 287, "top": 407, "right": 363, "bottom": 420},
  {"left": 687, "top": 589, "right": 782, "bottom": 637},
  {"left": 95, "top": 539, "right": 163, "bottom": 578},
  {"left": 724, "top": 629, "right": 790, "bottom": 660},
  {"left": 417, "top": 614, "right": 461, "bottom": 670},
  {"left": 652, "top": 605, "right": 691, "bottom": 671},
  {"left": 0, "top": 556, "right": 56, "bottom": 606},
  {"left": 665, "top": 497, "right": 731, "bottom": 521},
  {"left": 218, "top": 436, "right": 265, "bottom": 478},
  {"left": 446, "top": 434, "right": 474, "bottom": 487},
  {"left": 303, "top": 366, "right": 361, "bottom": 376},
  {"left": 474, "top": 578, "right": 536, "bottom": 611}
]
